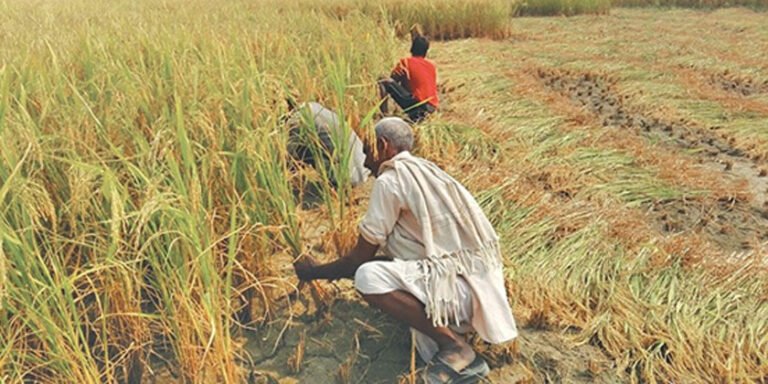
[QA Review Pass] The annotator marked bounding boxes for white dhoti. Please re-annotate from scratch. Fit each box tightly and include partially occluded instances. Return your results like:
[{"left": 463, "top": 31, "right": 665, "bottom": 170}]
[{"left": 354, "top": 259, "right": 475, "bottom": 363}]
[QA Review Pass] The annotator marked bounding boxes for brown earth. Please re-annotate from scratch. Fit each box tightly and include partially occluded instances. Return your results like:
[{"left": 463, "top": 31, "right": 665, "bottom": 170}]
[
  {"left": 145, "top": 258, "right": 621, "bottom": 384},
  {"left": 234, "top": 282, "right": 619, "bottom": 384},
  {"left": 536, "top": 68, "right": 768, "bottom": 254},
  {"left": 709, "top": 70, "right": 768, "bottom": 96}
]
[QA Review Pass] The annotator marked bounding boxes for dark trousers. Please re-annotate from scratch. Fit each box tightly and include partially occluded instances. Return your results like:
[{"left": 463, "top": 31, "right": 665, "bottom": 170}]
[{"left": 380, "top": 80, "right": 435, "bottom": 122}]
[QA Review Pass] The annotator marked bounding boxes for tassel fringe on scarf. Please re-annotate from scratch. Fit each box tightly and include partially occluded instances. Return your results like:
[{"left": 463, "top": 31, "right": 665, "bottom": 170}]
[{"left": 384, "top": 154, "right": 503, "bottom": 327}]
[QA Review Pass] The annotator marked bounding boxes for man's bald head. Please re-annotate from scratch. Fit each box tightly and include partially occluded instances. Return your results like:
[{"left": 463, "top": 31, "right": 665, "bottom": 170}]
[{"left": 374, "top": 117, "right": 413, "bottom": 153}]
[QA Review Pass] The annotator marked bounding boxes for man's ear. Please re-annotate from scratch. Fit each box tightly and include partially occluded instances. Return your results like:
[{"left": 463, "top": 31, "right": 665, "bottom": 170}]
[
  {"left": 379, "top": 137, "right": 392, "bottom": 157},
  {"left": 362, "top": 139, "right": 373, "bottom": 158}
]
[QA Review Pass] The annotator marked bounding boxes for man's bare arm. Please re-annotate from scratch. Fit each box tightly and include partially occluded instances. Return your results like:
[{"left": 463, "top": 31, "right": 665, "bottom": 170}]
[{"left": 294, "top": 235, "right": 379, "bottom": 281}]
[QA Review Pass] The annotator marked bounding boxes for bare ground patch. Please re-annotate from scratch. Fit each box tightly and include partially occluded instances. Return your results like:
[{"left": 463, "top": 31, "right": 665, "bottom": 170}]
[
  {"left": 535, "top": 68, "right": 768, "bottom": 254},
  {"left": 649, "top": 197, "right": 768, "bottom": 252},
  {"left": 235, "top": 288, "right": 622, "bottom": 384},
  {"left": 708, "top": 70, "right": 768, "bottom": 97}
]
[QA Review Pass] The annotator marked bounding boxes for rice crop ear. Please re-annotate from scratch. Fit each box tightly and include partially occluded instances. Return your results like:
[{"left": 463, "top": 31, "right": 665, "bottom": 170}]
[
  {"left": 0, "top": 240, "right": 6, "bottom": 314},
  {"left": 0, "top": 65, "right": 9, "bottom": 134}
]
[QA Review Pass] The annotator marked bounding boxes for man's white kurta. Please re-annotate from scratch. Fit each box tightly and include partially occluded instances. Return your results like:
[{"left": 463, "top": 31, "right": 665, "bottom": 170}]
[{"left": 354, "top": 151, "right": 517, "bottom": 356}]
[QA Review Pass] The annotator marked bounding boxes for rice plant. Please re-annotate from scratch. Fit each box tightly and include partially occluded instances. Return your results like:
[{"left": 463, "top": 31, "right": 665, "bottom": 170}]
[
  {"left": 312, "top": 0, "right": 516, "bottom": 39},
  {"left": 0, "top": 0, "right": 397, "bottom": 381},
  {"left": 516, "top": 0, "right": 612, "bottom": 16}
]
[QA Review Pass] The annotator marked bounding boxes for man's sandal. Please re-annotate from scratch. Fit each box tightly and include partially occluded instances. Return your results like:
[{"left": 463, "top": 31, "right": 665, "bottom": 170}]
[{"left": 423, "top": 355, "right": 490, "bottom": 384}]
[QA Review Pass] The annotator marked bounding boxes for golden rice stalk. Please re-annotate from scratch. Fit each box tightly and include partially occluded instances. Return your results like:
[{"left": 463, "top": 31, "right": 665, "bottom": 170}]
[{"left": 287, "top": 331, "right": 306, "bottom": 374}]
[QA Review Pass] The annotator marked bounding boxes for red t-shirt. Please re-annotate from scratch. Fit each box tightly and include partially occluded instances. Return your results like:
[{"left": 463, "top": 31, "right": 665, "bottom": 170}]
[{"left": 392, "top": 56, "right": 439, "bottom": 108}]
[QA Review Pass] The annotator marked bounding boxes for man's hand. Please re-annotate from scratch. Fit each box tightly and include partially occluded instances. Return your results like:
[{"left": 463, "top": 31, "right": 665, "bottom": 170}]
[
  {"left": 293, "top": 254, "right": 319, "bottom": 281},
  {"left": 292, "top": 235, "right": 379, "bottom": 281}
]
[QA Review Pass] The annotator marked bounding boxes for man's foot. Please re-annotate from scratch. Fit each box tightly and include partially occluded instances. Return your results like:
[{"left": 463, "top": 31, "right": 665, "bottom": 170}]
[
  {"left": 424, "top": 353, "right": 489, "bottom": 384},
  {"left": 436, "top": 340, "right": 476, "bottom": 373}
]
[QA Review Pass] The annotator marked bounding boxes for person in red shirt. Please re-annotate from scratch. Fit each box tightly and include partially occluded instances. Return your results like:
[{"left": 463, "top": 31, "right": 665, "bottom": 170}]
[{"left": 379, "top": 34, "right": 439, "bottom": 122}]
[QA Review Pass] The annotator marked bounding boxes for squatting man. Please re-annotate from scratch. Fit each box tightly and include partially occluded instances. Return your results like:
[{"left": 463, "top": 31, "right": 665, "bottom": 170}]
[{"left": 293, "top": 117, "right": 518, "bottom": 383}]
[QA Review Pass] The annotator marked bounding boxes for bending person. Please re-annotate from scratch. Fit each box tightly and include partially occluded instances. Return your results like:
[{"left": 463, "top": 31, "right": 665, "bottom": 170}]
[{"left": 284, "top": 101, "right": 370, "bottom": 188}]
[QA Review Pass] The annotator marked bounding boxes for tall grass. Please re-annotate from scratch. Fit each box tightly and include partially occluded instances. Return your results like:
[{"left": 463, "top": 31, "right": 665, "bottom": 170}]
[
  {"left": 380, "top": 0, "right": 516, "bottom": 39},
  {"left": 313, "top": 0, "right": 516, "bottom": 39},
  {"left": 516, "top": 0, "right": 611, "bottom": 15},
  {"left": 0, "top": 0, "right": 397, "bottom": 381}
]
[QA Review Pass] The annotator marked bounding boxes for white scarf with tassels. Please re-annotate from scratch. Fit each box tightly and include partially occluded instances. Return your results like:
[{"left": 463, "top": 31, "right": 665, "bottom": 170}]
[{"left": 383, "top": 154, "right": 502, "bottom": 327}]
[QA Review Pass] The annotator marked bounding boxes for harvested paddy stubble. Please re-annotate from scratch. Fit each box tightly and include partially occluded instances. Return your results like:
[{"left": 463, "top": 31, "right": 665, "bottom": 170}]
[
  {"left": 436, "top": 27, "right": 768, "bottom": 380},
  {"left": 615, "top": 0, "right": 768, "bottom": 7},
  {"left": 537, "top": 68, "right": 768, "bottom": 253},
  {"left": 709, "top": 70, "right": 768, "bottom": 96}
]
